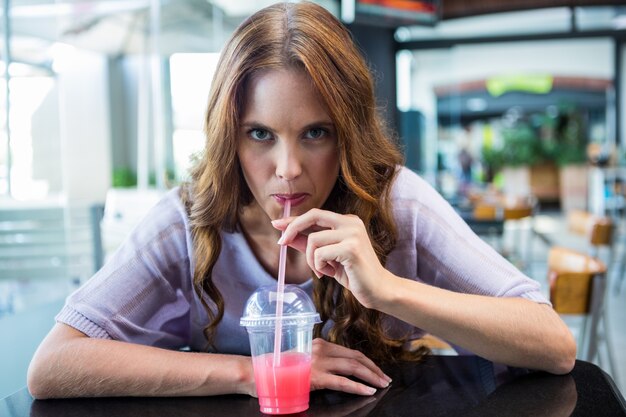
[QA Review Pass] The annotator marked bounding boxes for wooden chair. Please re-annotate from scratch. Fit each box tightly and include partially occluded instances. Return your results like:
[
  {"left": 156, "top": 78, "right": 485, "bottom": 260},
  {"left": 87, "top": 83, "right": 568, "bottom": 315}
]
[
  {"left": 548, "top": 247, "right": 617, "bottom": 379},
  {"left": 472, "top": 203, "right": 498, "bottom": 220},
  {"left": 503, "top": 198, "right": 536, "bottom": 273},
  {"left": 567, "top": 210, "right": 614, "bottom": 255},
  {"left": 472, "top": 197, "right": 536, "bottom": 271},
  {"left": 470, "top": 203, "right": 504, "bottom": 252},
  {"left": 566, "top": 210, "right": 622, "bottom": 294}
]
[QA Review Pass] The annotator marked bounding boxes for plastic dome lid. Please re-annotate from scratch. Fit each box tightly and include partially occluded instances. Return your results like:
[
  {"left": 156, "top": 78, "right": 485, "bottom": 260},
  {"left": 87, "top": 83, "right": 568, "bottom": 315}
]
[{"left": 240, "top": 284, "right": 321, "bottom": 328}]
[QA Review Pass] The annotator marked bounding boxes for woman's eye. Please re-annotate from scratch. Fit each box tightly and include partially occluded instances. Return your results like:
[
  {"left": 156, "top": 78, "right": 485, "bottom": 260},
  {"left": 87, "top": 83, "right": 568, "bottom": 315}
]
[
  {"left": 305, "top": 128, "right": 326, "bottom": 140},
  {"left": 249, "top": 129, "right": 272, "bottom": 141}
]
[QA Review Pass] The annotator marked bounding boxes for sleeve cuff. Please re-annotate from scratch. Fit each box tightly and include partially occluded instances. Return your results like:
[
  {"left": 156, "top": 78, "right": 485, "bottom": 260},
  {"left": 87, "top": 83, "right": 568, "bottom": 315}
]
[
  {"left": 519, "top": 290, "right": 552, "bottom": 307},
  {"left": 55, "top": 305, "right": 112, "bottom": 339}
]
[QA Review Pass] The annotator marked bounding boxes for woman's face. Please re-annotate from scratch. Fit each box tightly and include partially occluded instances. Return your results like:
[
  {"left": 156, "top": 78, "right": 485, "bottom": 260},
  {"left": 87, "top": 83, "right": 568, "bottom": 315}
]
[{"left": 237, "top": 68, "right": 340, "bottom": 220}]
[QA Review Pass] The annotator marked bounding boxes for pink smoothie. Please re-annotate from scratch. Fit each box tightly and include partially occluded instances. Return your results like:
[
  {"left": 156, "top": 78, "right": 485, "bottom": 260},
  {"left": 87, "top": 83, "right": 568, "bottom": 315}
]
[{"left": 253, "top": 352, "right": 312, "bottom": 415}]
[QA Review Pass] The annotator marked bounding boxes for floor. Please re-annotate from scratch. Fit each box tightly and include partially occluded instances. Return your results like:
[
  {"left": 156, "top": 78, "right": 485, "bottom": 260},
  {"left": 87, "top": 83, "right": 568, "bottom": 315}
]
[{"left": 0, "top": 210, "right": 625, "bottom": 399}]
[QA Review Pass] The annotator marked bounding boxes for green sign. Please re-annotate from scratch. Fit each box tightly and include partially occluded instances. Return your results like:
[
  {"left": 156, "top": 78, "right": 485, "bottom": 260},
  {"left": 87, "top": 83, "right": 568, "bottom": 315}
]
[{"left": 486, "top": 74, "right": 553, "bottom": 97}]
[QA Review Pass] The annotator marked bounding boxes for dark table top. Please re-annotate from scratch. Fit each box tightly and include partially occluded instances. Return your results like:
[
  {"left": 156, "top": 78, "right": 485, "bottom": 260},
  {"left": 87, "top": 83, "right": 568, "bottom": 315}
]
[
  {"left": 448, "top": 195, "right": 505, "bottom": 237},
  {"left": 2, "top": 355, "right": 625, "bottom": 417},
  {"left": 456, "top": 208, "right": 505, "bottom": 236}
]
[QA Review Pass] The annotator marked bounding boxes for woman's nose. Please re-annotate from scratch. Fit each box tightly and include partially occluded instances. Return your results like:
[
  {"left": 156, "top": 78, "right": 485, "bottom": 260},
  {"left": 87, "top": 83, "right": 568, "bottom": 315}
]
[{"left": 275, "top": 141, "right": 303, "bottom": 181}]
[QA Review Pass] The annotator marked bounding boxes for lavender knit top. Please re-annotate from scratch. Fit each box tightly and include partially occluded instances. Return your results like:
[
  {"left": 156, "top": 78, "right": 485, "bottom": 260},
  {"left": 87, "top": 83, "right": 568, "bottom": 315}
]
[{"left": 56, "top": 167, "right": 548, "bottom": 355}]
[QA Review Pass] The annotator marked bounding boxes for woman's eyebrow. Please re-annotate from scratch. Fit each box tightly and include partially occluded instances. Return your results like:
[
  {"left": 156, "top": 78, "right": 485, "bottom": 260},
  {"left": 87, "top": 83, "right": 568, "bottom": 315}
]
[
  {"left": 240, "top": 121, "right": 274, "bottom": 130},
  {"left": 240, "top": 120, "right": 335, "bottom": 131},
  {"left": 301, "top": 121, "right": 335, "bottom": 130}
]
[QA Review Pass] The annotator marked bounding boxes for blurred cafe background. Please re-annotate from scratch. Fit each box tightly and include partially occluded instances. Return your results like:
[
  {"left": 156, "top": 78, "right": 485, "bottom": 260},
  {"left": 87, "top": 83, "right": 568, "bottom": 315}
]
[{"left": 1, "top": 0, "right": 625, "bottom": 400}]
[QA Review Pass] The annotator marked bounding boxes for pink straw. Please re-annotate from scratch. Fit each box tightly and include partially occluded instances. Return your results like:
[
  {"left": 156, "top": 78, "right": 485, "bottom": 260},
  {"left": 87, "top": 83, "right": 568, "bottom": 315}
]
[{"left": 273, "top": 200, "right": 291, "bottom": 366}]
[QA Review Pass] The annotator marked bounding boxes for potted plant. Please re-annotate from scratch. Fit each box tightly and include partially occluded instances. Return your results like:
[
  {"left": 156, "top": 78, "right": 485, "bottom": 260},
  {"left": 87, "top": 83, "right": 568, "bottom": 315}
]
[{"left": 498, "top": 120, "right": 546, "bottom": 198}]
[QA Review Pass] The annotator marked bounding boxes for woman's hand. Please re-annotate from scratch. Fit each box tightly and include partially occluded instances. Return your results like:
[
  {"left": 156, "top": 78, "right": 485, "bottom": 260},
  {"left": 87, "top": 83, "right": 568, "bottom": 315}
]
[
  {"left": 309, "top": 338, "right": 391, "bottom": 395},
  {"left": 272, "top": 208, "right": 387, "bottom": 309}
]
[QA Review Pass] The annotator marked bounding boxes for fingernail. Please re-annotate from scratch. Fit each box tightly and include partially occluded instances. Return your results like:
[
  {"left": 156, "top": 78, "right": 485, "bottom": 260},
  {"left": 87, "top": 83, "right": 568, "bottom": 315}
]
[
  {"left": 384, "top": 374, "right": 392, "bottom": 383},
  {"left": 365, "top": 387, "right": 377, "bottom": 395},
  {"left": 379, "top": 378, "right": 390, "bottom": 387},
  {"left": 314, "top": 271, "right": 322, "bottom": 279},
  {"left": 277, "top": 236, "right": 285, "bottom": 245}
]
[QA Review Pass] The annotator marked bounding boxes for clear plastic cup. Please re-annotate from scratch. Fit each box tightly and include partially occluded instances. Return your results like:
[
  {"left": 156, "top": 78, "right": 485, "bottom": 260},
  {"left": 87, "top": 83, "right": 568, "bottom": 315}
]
[{"left": 240, "top": 284, "right": 321, "bottom": 415}]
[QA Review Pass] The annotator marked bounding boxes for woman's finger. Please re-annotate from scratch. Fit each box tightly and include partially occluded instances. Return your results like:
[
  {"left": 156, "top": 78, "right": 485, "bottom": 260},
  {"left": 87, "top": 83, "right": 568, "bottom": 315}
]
[
  {"left": 322, "top": 357, "right": 391, "bottom": 390},
  {"left": 283, "top": 234, "right": 308, "bottom": 253},
  {"left": 311, "top": 373, "right": 378, "bottom": 396},
  {"left": 278, "top": 209, "right": 346, "bottom": 244},
  {"left": 313, "top": 339, "right": 390, "bottom": 382},
  {"left": 272, "top": 216, "right": 326, "bottom": 234},
  {"left": 310, "top": 340, "right": 392, "bottom": 395},
  {"left": 317, "top": 264, "right": 337, "bottom": 278},
  {"left": 305, "top": 229, "right": 346, "bottom": 277},
  {"left": 312, "top": 242, "right": 356, "bottom": 280}
]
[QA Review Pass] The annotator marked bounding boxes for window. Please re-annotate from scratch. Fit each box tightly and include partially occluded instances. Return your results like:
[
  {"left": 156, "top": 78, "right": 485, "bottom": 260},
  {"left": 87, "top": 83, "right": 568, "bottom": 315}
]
[
  {"left": 0, "top": 64, "right": 59, "bottom": 200},
  {"left": 169, "top": 53, "right": 221, "bottom": 182}
]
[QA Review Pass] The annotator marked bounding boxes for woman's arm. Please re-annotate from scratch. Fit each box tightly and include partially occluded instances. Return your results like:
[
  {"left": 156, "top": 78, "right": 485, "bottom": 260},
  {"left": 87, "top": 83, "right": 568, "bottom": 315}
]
[
  {"left": 27, "top": 323, "right": 255, "bottom": 399},
  {"left": 373, "top": 275, "right": 576, "bottom": 374},
  {"left": 27, "top": 323, "right": 390, "bottom": 399},
  {"left": 273, "top": 209, "right": 576, "bottom": 375}
]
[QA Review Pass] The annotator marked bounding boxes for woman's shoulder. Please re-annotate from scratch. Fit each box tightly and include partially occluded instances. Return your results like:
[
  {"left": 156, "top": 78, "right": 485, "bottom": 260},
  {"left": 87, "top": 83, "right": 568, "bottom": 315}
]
[
  {"left": 165, "top": 186, "right": 190, "bottom": 218},
  {"left": 121, "top": 187, "right": 191, "bottom": 247},
  {"left": 390, "top": 166, "right": 439, "bottom": 202},
  {"left": 148, "top": 186, "right": 189, "bottom": 226},
  {"left": 389, "top": 166, "right": 460, "bottom": 226}
]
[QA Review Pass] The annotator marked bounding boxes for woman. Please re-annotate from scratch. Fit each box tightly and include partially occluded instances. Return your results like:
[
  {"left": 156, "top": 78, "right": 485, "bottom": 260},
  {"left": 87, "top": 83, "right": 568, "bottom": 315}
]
[{"left": 27, "top": 1, "right": 575, "bottom": 399}]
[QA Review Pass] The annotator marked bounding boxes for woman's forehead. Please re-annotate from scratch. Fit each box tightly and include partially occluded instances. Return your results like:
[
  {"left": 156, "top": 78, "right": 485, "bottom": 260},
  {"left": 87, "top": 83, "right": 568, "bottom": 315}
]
[{"left": 241, "top": 68, "right": 330, "bottom": 122}]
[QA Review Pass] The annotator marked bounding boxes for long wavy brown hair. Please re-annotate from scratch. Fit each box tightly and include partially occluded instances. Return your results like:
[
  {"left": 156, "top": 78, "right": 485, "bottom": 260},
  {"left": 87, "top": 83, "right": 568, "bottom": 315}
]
[{"left": 182, "top": 1, "right": 426, "bottom": 364}]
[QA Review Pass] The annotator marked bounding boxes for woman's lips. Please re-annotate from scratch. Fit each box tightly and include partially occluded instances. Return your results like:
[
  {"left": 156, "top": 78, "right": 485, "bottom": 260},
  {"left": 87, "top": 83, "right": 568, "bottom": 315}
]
[{"left": 272, "top": 193, "right": 308, "bottom": 207}]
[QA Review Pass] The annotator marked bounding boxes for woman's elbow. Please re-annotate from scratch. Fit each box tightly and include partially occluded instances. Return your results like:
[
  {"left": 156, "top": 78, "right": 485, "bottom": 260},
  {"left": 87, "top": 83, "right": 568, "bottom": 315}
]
[
  {"left": 27, "top": 379, "right": 51, "bottom": 400},
  {"left": 547, "top": 327, "right": 577, "bottom": 375},
  {"left": 27, "top": 323, "right": 88, "bottom": 399},
  {"left": 27, "top": 345, "right": 66, "bottom": 399},
  {"left": 27, "top": 355, "right": 53, "bottom": 399}
]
